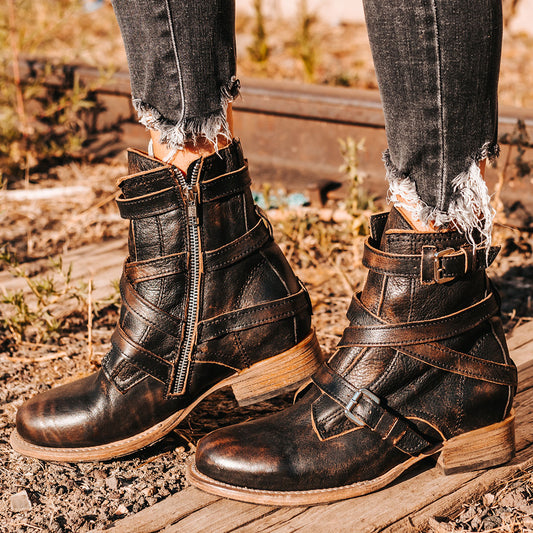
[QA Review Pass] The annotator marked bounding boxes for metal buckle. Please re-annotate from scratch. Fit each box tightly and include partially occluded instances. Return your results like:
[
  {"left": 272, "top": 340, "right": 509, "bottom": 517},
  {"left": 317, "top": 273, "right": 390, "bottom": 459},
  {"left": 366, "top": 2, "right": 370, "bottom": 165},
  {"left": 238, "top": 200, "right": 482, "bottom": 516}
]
[
  {"left": 344, "top": 388, "right": 380, "bottom": 426},
  {"left": 433, "top": 248, "right": 457, "bottom": 284}
]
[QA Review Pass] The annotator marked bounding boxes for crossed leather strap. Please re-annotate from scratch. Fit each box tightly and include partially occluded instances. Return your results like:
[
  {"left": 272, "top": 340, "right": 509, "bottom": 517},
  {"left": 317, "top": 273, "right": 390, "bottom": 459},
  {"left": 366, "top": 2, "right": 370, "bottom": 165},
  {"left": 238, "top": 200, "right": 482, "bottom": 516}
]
[{"left": 312, "top": 242, "right": 517, "bottom": 457}]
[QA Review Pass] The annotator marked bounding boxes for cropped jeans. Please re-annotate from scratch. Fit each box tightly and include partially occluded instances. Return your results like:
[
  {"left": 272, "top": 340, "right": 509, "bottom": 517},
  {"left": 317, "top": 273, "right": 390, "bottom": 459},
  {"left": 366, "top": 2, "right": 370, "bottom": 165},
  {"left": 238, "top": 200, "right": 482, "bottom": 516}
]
[{"left": 112, "top": 0, "right": 503, "bottom": 239}]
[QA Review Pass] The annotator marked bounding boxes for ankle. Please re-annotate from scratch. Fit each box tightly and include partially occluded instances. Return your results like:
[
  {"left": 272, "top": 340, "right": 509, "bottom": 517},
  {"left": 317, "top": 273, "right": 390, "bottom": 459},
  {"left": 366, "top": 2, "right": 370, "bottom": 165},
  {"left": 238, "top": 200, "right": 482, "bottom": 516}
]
[
  {"left": 394, "top": 199, "right": 450, "bottom": 232},
  {"left": 150, "top": 132, "right": 231, "bottom": 173}
]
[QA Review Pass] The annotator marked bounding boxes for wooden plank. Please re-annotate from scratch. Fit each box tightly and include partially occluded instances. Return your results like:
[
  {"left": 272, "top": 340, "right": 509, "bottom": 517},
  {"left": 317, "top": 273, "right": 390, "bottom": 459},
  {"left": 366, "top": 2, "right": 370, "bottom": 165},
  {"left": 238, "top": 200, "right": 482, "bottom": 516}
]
[
  {"left": 236, "top": 507, "right": 309, "bottom": 533},
  {"left": 0, "top": 238, "right": 125, "bottom": 306},
  {"left": 518, "top": 359, "right": 533, "bottom": 394},
  {"left": 385, "top": 447, "right": 533, "bottom": 532},
  {"left": 160, "top": 499, "right": 276, "bottom": 533},
  {"left": 97, "top": 487, "right": 219, "bottom": 533},
  {"left": 508, "top": 321, "right": 533, "bottom": 369}
]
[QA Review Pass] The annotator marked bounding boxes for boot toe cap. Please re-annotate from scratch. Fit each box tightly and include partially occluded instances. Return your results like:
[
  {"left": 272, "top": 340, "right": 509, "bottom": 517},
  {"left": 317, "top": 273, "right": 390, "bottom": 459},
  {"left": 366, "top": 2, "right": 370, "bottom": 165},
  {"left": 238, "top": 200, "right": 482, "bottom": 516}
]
[
  {"left": 16, "top": 374, "right": 102, "bottom": 447},
  {"left": 195, "top": 422, "right": 288, "bottom": 490}
]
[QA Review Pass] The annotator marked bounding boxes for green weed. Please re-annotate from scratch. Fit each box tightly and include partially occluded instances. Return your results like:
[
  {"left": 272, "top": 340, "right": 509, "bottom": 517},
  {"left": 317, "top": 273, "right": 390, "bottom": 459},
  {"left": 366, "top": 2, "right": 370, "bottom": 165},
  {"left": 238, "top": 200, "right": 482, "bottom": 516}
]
[
  {"left": 0, "top": 0, "right": 98, "bottom": 185},
  {"left": 247, "top": 0, "right": 270, "bottom": 66},
  {"left": 294, "top": 0, "right": 318, "bottom": 83},
  {"left": 0, "top": 247, "right": 117, "bottom": 347},
  {"left": 339, "top": 136, "right": 375, "bottom": 235}
]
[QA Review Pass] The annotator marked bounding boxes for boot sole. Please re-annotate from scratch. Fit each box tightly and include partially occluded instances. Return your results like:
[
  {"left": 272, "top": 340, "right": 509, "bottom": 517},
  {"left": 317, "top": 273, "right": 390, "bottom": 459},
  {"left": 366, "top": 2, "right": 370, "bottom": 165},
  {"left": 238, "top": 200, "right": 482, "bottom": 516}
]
[
  {"left": 187, "top": 413, "right": 515, "bottom": 506},
  {"left": 10, "top": 331, "right": 323, "bottom": 462}
]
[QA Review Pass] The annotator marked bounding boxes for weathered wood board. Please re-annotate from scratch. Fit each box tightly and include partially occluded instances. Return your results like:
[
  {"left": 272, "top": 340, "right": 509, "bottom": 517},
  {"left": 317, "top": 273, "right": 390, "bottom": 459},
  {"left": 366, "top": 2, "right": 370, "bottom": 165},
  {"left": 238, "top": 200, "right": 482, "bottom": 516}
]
[
  {"left": 0, "top": 238, "right": 126, "bottom": 306},
  {"left": 102, "top": 324, "right": 533, "bottom": 533}
]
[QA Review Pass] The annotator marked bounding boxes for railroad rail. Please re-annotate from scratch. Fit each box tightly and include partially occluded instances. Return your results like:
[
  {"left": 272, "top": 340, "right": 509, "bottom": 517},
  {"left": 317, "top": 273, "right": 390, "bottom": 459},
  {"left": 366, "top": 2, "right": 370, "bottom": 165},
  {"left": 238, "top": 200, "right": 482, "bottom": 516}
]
[{"left": 19, "top": 60, "right": 533, "bottom": 208}]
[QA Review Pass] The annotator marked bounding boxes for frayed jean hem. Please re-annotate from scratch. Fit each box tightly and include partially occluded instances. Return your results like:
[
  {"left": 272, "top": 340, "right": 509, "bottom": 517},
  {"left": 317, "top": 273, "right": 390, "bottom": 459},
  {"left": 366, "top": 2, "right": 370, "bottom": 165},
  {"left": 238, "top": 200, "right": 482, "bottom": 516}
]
[
  {"left": 133, "top": 76, "right": 240, "bottom": 151},
  {"left": 384, "top": 142, "right": 499, "bottom": 247}
]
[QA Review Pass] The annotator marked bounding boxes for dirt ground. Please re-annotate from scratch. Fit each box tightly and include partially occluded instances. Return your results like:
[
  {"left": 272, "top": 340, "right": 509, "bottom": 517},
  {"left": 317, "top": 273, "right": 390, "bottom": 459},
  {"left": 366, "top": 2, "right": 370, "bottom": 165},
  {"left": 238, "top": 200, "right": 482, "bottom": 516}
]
[
  {"left": 1, "top": 159, "right": 533, "bottom": 531},
  {"left": 2, "top": 3, "right": 533, "bottom": 532}
]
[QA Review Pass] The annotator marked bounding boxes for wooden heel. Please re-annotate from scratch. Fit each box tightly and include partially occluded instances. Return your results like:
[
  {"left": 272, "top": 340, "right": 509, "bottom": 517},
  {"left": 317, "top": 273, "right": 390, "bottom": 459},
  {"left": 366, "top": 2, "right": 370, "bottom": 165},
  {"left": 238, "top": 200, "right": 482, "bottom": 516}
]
[
  {"left": 437, "top": 412, "right": 515, "bottom": 475},
  {"left": 231, "top": 330, "right": 323, "bottom": 407}
]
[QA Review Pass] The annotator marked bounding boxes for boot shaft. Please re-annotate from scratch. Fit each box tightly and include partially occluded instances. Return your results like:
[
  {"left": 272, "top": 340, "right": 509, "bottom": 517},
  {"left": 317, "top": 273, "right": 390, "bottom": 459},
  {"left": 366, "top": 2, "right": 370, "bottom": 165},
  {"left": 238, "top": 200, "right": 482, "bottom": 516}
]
[
  {"left": 106, "top": 140, "right": 312, "bottom": 397},
  {"left": 360, "top": 207, "right": 495, "bottom": 323}
]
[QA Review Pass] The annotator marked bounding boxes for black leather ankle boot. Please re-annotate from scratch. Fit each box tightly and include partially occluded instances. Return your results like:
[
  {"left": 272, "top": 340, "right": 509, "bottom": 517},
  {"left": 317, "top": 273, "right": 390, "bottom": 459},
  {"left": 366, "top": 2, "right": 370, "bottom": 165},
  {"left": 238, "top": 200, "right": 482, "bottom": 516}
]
[
  {"left": 12, "top": 140, "right": 322, "bottom": 462},
  {"left": 190, "top": 207, "right": 517, "bottom": 505}
]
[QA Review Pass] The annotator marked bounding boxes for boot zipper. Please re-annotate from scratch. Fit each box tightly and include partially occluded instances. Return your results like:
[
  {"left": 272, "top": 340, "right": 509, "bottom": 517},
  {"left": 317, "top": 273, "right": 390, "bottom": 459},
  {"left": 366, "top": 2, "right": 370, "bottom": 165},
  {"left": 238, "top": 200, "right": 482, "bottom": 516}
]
[{"left": 173, "top": 160, "right": 202, "bottom": 394}]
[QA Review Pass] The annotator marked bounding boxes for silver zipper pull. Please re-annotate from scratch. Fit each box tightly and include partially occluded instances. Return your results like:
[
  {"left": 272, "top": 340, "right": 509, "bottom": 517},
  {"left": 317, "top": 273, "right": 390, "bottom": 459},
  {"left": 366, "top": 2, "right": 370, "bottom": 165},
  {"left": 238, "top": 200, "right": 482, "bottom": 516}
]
[{"left": 187, "top": 189, "right": 199, "bottom": 225}]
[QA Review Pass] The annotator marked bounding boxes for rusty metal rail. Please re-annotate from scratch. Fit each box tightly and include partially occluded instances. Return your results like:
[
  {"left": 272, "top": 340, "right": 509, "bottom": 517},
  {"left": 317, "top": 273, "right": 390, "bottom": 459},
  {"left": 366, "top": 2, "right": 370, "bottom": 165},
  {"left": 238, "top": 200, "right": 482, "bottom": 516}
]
[{"left": 19, "top": 60, "right": 533, "bottom": 207}]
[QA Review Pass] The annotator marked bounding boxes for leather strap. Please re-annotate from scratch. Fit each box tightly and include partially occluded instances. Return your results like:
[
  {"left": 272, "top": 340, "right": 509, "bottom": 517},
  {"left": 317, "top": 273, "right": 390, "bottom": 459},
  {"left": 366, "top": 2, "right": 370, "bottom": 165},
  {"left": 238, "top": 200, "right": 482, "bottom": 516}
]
[
  {"left": 110, "top": 327, "right": 172, "bottom": 384},
  {"left": 396, "top": 341, "right": 517, "bottom": 387},
  {"left": 340, "top": 292, "right": 515, "bottom": 386},
  {"left": 312, "top": 364, "right": 434, "bottom": 456},
  {"left": 198, "top": 288, "right": 310, "bottom": 341},
  {"left": 125, "top": 252, "right": 188, "bottom": 283},
  {"left": 362, "top": 237, "right": 499, "bottom": 284},
  {"left": 117, "top": 187, "right": 181, "bottom": 219},
  {"left": 118, "top": 165, "right": 250, "bottom": 219},
  {"left": 199, "top": 165, "right": 251, "bottom": 203},
  {"left": 120, "top": 276, "right": 182, "bottom": 339},
  {"left": 340, "top": 292, "right": 499, "bottom": 348},
  {"left": 204, "top": 217, "right": 272, "bottom": 271}
]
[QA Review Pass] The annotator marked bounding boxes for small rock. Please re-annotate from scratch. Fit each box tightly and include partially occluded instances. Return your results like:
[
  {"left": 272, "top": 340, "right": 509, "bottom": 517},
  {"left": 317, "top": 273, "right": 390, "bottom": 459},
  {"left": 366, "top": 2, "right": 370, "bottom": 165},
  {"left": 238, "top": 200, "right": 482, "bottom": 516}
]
[
  {"left": 523, "top": 516, "right": 533, "bottom": 528},
  {"left": 10, "top": 490, "right": 32, "bottom": 512},
  {"left": 105, "top": 476, "right": 119, "bottom": 491},
  {"left": 500, "top": 511, "right": 514, "bottom": 522},
  {"left": 471, "top": 515, "right": 482, "bottom": 530},
  {"left": 500, "top": 490, "right": 531, "bottom": 512},
  {"left": 141, "top": 486, "right": 155, "bottom": 497},
  {"left": 483, "top": 492, "right": 495, "bottom": 506},
  {"left": 482, "top": 515, "right": 501, "bottom": 529},
  {"left": 114, "top": 504, "right": 128, "bottom": 516},
  {"left": 93, "top": 470, "right": 107, "bottom": 480},
  {"left": 457, "top": 505, "right": 477, "bottom": 523}
]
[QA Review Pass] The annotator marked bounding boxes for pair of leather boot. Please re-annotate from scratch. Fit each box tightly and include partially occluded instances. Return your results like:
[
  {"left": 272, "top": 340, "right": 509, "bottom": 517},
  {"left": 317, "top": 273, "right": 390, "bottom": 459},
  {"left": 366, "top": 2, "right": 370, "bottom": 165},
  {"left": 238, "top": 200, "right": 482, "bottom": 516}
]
[{"left": 12, "top": 140, "right": 516, "bottom": 506}]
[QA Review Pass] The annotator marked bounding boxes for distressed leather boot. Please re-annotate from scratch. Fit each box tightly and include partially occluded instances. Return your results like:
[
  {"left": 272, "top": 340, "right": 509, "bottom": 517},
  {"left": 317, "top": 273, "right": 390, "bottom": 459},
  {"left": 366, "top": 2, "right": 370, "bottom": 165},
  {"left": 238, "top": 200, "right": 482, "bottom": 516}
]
[
  {"left": 190, "top": 207, "right": 517, "bottom": 505},
  {"left": 11, "top": 139, "right": 322, "bottom": 462}
]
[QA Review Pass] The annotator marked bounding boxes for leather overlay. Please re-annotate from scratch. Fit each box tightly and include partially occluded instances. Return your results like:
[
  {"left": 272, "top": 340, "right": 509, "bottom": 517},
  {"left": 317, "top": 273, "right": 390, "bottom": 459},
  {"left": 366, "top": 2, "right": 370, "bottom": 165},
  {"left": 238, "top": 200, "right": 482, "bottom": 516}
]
[
  {"left": 125, "top": 252, "right": 188, "bottom": 283},
  {"left": 117, "top": 187, "right": 181, "bottom": 219},
  {"left": 198, "top": 288, "right": 310, "bottom": 341},
  {"left": 199, "top": 165, "right": 251, "bottom": 203},
  {"left": 204, "top": 217, "right": 271, "bottom": 271},
  {"left": 120, "top": 276, "right": 182, "bottom": 338},
  {"left": 395, "top": 341, "right": 517, "bottom": 386},
  {"left": 369, "top": 211, "right": 389, "bottom": 240},
  {"left": 363, "top": 237, "right": 499, "bottom": 283},
  {"left": 111, "top": 327, "right": 172, "bottom": 384},
  {"left": 312, "top": 364, "right": 433, "bottom": 456}
]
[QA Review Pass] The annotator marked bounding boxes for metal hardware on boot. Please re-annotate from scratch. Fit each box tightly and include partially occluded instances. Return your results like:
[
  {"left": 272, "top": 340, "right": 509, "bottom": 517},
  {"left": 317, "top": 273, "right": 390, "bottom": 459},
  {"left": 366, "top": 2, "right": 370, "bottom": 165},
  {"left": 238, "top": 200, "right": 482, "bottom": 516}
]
[
  {"left": 344, "top": 388, "right": 380, "bottom": 426},
  {"left": 172, "top": 160, "right": 202, "bottom": 396},
  {"left": 10, "top": 139, "right": 323, "bottom": 462},
  {"left": 434, "top": 248, "right": 460, "bottom": 284},
  {"left": 190, "top": 207, "right": 516, "bottom": 506}
]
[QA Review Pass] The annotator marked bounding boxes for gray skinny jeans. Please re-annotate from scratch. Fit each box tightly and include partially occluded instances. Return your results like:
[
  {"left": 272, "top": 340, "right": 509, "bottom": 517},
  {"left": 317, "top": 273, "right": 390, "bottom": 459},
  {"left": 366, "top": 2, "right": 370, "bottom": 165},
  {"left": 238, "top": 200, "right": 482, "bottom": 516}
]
[{"left": 112, "top": 0, "right": 502, "bottom": 239}]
